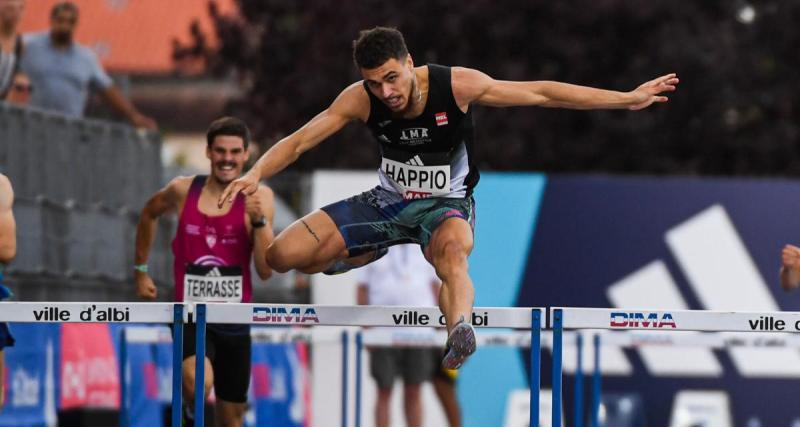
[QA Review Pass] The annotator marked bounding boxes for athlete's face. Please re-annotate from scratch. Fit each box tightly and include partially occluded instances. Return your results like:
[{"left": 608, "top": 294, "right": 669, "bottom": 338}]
[
  {"left": 207, "top": 135, "right": 248, "bottom": 185},
  {"left": 361, "top": 56, "right": 415, "bottom": 113}
]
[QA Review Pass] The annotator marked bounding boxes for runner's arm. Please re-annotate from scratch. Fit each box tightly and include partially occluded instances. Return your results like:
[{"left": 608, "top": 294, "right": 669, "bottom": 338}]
[
  {"left": 134, "top": 177, "right": 189, "bottom": 267},
  {"left": 250, "top": 186, "right": 275, "bottom": 280},
  {"left": 452, "top": 67, "right": 678, "bottom": 111},
  {"left": 219, "top": 83, "right": 369, "bottom": 206},
  {"left": 0, "top": 175, "right": 16, "bottom": 264}
]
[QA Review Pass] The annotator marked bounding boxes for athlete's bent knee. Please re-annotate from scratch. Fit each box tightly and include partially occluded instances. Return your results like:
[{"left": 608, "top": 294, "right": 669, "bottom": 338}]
[{"left": 433, "top": 241, "right": 469, "bottom": 278}]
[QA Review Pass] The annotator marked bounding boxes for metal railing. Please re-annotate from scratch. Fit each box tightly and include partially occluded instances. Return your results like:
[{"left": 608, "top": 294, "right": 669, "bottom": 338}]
[{"left": 0, "top": 102, "right": 170, "bottom": 298}]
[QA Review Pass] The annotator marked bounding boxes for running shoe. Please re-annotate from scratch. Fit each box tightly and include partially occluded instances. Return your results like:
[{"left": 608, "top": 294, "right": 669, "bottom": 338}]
[{"left": 441, "top": 321, "right": 476, "bottom": 369}]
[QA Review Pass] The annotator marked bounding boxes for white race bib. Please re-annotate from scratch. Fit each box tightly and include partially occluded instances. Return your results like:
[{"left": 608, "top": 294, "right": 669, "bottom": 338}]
[
  {"left": 183, "top": 265, "right": 243, "bottom": 303},
  {"left": 381, "top": 157, "right": 450, "bottom": 199}
]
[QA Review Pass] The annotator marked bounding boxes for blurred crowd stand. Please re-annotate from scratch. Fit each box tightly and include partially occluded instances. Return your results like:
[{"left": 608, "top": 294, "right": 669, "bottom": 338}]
[{"left": 0, "top": 101, "right": 171, "bottom": 301}]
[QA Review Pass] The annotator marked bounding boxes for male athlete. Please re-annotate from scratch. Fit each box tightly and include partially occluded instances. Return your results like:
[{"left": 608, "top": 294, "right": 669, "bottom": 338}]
[
  {"left": 135, "top": 117, "right": 274, "bottom": 426},
  {"left": 219, "top": 27, "right": 679, "bottom": 369},
  {"left": 0, "top": 173, "right": 17, "bottom": 412}
]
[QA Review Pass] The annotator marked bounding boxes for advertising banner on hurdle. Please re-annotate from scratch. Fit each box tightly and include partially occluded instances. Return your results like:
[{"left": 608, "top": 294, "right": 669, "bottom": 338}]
[
  {"left": 0, "top": 302, "right": 175, "bottom": 323},
  {"left": 554, "top": 307, "right": 800, "bottom": 333},
  {"left": 205, "top": 303, "right": 535, "bottom": 329}
]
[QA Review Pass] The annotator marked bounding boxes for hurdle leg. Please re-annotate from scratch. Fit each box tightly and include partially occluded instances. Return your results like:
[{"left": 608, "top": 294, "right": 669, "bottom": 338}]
[
  {"left": 341, "top": 330, "right": 349, "bottom": 427},
  {"left": 574, "top": 333, "right": 584, "bottom": 427},
  {"left": 194, "top": 304, "right": 207, "bottom": 425},
  {"left": 119, "top": 327, "right": 128, "bottom": 427},
  {"left": 171, "top": 304, "right": 184, "bottom": 427},
  {"left": 552, "top": 309, "right": 563, "bottom": 427},
  {"left": 355, "top": 331, "right": 363, "bottom": 427},
  {"left": 530, "top": 309, "right": 542, "bottom": 426},
  {"left": 591, "top": 334, "right": 602, "bottom": 427}
]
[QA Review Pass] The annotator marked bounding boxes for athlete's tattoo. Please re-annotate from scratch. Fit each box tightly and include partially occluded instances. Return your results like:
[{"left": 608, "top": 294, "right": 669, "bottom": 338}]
[{"left": 301, "top": 220, "right": 321, "bottom": 243}]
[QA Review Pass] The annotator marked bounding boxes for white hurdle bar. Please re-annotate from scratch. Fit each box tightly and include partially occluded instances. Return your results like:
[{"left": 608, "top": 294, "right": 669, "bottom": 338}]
[
  {"left": 198, "top": 303, "right": 543, "bottom": 427},
  {"left": 549, "top": 307, "right": 800, "bottom": 427},
  {"left": 0, "top": 302, "right": 187, "bottom": 427}
]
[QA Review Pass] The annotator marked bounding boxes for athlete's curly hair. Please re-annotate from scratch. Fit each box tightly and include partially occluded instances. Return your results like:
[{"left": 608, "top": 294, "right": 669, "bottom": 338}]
[{"left": 352, "top": 27, "right": 409, "bottom": 69}]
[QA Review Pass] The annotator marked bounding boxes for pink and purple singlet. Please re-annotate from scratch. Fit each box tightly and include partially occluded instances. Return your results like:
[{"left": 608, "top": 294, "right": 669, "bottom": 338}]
[{"left": 172, "top": 175, "right": 253, "bottom": 303}]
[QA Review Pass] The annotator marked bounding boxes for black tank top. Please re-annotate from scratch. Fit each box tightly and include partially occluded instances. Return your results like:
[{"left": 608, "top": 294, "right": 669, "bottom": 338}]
[{"left": 363, "top": 64, "right": 480, "bottom": 199}]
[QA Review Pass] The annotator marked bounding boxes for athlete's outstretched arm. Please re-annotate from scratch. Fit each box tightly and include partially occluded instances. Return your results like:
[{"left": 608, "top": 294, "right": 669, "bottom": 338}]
[
  {"left": 452, "top": 67, "right": 678, "bottom": 111},
  {"left": 218, "top": 83, "right": 370, "bottom": 207},
  {"left": 134, "top": 177, "right": 190, "bottom": 299},
  {"left": 0, "top": 174, "right": 16, "bottom": 264}
]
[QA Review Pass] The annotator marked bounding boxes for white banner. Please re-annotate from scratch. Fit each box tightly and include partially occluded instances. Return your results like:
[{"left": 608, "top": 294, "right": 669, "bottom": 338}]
[
  {"left": 0, "top": 302, "right": 177, "bottom": 323},
  {"left": 204, "top": 303, "right": 540, "bottom": 328},
  {"left": 553, "top": 307, "right": 800, "bottom": 333}
]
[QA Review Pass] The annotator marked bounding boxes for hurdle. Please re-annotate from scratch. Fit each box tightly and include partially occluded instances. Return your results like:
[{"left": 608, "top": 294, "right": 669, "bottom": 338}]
[
  {"left": 0, "top": 302, "right": 186, "bottom": 427},
  {"left": 549, "top": 307, "right": 800, "bottom": 427},
  {"left": 199, "top": 303, "right": 543, "bottom": 427}
]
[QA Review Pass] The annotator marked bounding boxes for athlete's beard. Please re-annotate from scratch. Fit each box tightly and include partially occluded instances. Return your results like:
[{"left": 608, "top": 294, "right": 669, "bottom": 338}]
[{"left": 51, "top": 31, "right": 72, "bottom": 46}]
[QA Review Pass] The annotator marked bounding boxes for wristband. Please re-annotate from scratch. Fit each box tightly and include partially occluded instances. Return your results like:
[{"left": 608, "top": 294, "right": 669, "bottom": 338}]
[
  {"left": 134, "top": 264, "right": 149, "bottom": 273},
  {"left": 251, "top": 216, "right": 268, "bottom": 228}
]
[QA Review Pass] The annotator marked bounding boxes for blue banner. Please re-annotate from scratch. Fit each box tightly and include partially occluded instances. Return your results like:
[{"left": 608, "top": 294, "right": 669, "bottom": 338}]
[
  {"left": 0, "top": 324, "right": 58, "bottom": 427},
  {"left": 247, "top": 332, "right": 308, "bottom": 427}
]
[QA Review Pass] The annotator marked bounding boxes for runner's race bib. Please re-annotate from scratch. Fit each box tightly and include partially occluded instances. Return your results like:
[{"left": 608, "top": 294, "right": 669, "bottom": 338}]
[
  {"left": 183, "top": 264, "right": 243, "bottom": 303},
  {"left": 381, "top": 157, "right": 450, "bottom": 199}
]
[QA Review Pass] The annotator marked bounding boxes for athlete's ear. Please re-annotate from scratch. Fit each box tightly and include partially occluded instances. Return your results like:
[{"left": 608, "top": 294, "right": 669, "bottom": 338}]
[
  {"left": 406, "top": 54, "right": 414, "bottom": 70},
  {"left": 206, "top": 144, "right": 212, "bottom": 161}
]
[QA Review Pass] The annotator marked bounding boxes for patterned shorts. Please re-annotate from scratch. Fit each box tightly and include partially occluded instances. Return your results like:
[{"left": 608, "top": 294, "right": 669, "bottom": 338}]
[{"left": 321, "top": 186, "right": 475, "bottom": 257}]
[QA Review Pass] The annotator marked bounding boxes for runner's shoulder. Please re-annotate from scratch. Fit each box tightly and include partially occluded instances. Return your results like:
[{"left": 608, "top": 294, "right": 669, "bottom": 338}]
[
  {"left": 164, "top": 176, "right": 195, "bottom": 198},
  {"left": 332, "top": 82, "right": 370, "bottom": 121}
]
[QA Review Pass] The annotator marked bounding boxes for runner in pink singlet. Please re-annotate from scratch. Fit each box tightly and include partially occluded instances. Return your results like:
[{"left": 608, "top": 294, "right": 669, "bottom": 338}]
[
  {"left": 173, "top": 175, "right": 253, "bottom": 304},
  {"left": 134, "top": 117, "right": 274, "bottom": 427}
]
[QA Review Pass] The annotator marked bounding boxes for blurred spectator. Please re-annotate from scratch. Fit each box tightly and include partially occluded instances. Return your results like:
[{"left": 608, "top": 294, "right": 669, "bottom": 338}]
[
  {"left": 0, "top": 0, "right": 24, "bottom": 98},
  {"left": 0, "top": 173, "right": 17, "bottom": 412},
  {"left": 3, "top": 70, "right": 30, "bottom": 104},
  {"left": 431, "top": 362, "right": 461, "bottom": 427},
  {"left": 20, "top": 1, "right": 157, "bottom": 129},
  {"left": 357, "top": 244, "right": 461, "bottom": 427}
]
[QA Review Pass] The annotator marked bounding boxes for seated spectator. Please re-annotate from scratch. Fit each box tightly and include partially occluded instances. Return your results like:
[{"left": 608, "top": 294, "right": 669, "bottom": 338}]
[
  {"left": 3, "top": 70, "right": 30, "bottom": 104},
  {"left": 0, "top": 0, "right": 25, "bottom": 98},
  {"left": 20, "top": 1, "right": 157, "bottom": 129}
]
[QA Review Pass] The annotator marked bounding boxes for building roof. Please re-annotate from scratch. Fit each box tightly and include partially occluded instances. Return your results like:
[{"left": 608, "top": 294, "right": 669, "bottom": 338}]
[{"left": 18, "top": 0, "right": 238, "bottom": 74}]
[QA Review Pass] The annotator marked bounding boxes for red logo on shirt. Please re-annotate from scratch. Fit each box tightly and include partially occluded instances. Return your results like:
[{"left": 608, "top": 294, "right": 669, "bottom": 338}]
[{"left": 435, "top": 112, "right": 448, "bottom": 126}]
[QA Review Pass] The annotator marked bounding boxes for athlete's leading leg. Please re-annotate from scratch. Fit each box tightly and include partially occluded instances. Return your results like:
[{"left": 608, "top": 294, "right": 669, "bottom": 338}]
[
  {"left": 182, "top": 356, "right": 214, "bottom": 420},
  {"left": 426, "top": 217, "right": 476, "bottom": 369},
  {"left": 426, "top": 217, "right": 474, "bottom": 330},
  {"left": 267, "top": 209, "right": 348, "bottom": 274}
]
